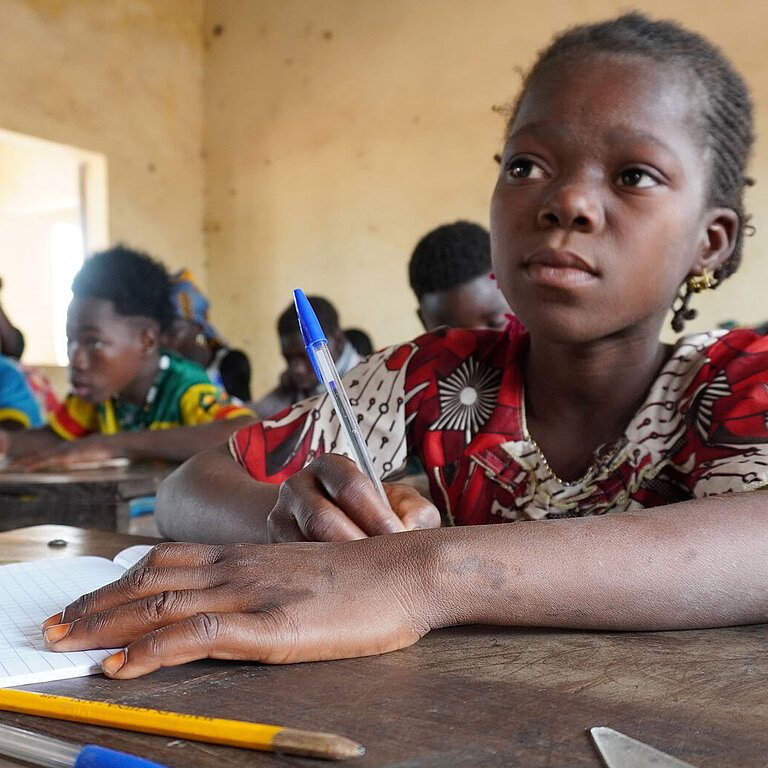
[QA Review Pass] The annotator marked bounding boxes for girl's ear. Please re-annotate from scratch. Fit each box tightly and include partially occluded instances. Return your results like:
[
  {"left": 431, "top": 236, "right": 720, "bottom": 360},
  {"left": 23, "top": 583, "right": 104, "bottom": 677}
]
[{"left": 691, "top": 207, "right": 740, "bottom": 277}]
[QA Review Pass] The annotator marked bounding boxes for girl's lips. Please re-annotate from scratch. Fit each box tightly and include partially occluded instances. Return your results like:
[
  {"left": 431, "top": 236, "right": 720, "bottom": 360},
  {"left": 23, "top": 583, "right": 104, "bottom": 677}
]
[
  {"left": 523, "top": 248, "right": 598, "bottom": 289},
  {"left": 524, "top": 262, "right": 597, "bottom": 289}
]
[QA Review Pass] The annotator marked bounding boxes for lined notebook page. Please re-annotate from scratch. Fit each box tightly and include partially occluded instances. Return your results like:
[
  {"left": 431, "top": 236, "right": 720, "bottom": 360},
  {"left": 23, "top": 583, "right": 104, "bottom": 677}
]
[{"left": 0, "top": 547, "right": 152, "bottom": 687}]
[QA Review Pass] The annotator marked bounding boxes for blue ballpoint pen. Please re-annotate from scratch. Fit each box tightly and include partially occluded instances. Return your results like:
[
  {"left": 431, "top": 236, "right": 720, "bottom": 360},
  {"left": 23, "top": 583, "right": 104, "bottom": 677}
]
[
  {"left": 293, "top": 288, "right": 388, "bottom": 502},
  {"left": 0, "top": 721, "right": 169, "bottom": 768}
]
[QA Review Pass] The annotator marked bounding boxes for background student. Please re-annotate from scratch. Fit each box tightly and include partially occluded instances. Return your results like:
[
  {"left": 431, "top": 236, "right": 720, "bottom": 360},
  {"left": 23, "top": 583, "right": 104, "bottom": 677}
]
[
  {"left": 44, "top": 13, "right": 768, "bottom": 680},
  {"left": 343, "top": 327, "right": 374, "bottom": 357},
  {"left": 0, "top": 354, "right": 42, "bottom": 431},
  {"left": 0, "top": 276, "right": 60, "bottom": 419},
  {"left": 408, "top": 220, "right": 513, "bottom": 331},
  {"left": 0, "top": 246, "right": 254, "bottom": 471},
  {"left": 0, "top": 277, "right": 24, "bottom": 360},
  {"left": 163, "top": 268, "right": 252, "bottom": 403},
  {"left": 0, "top": 277, "right": 25, "bottom": 360},
  {"left": 251, "top": 295, "right": 361, "bottom": 419}
]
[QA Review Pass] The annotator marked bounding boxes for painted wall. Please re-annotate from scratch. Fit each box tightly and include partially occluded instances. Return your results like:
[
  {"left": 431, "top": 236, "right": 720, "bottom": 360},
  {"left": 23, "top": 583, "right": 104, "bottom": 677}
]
[
  {"left": 0, "top": 1, "right": 766, "bottom": 400},
  {"left": 0, "top": 0, "right": 206, "bottom": 288},
  {"left": 0, "top": 0, "right": 205, "bottom": 394},
  {"left": 202, "top": 0, "right": 768, "bottom": 397}
]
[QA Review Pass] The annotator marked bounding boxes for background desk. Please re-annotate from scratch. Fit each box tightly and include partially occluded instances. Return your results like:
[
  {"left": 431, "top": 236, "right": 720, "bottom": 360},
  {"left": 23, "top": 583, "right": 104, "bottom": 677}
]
[
  {"left": 1, "top": 525, "right": 766, "bottom": 767},
  {"left": 0, "top": 463, "right": 174, "bottom": 532}
]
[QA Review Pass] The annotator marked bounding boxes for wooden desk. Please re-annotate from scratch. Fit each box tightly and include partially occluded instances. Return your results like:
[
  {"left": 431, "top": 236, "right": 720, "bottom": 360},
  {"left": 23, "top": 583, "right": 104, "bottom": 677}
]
[
  {"left": 1, "top": 525, "right": 766, "bottom": 767},
  {"left": 0, "top": 524, "right": 159, "bottom": 563},
  {"left": 0, "top": 462, "right": 174, "bottom": 533}
]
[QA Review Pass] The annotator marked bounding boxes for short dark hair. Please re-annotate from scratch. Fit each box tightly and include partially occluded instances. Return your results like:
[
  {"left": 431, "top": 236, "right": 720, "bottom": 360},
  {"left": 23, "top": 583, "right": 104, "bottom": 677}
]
[
  {"left": 504, "top": 13, "right": 754, "bottom": 329},
  {"left": 408, "top": 221, "right": 492, "bottom": 301},
  {"left": 344, "top": 328, "right": 374, "bottom": 356},
  {"left": 219, "top": 348, "right": 252, "bottom": 402},
  {"left": 277, "top": 295, "right": 340, "bottom": 337},
  {"left": 72, "top": 245, "right": 175, "bottom": 332}
]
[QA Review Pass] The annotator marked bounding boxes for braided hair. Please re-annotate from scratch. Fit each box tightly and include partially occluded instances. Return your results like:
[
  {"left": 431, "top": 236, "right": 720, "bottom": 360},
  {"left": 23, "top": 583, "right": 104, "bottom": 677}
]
[
  {"left": 409, "top": 221, "right": 492, "bottom": 301},
  {"left": 505, "top": 12, "right": 754, "bottom": 331}
]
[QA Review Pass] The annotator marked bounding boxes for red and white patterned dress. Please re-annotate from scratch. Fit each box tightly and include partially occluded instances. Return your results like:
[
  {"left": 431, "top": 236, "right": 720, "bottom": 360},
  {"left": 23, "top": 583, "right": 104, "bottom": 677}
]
[{"left": 230, "top": 326, "right": 768, "bottom": 525}]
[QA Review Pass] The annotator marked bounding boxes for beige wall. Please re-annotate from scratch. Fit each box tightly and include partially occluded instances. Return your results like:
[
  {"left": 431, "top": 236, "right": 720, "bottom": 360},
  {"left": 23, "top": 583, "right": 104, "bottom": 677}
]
[
  {"left": 0, "top": 0, "right": 206, "bottom": 279},
  {"left": 0, "top": 1, "right": 766, "bottom": 399},
  {"left": 203, "top": 0, "right": 768, "bottom": 396}
]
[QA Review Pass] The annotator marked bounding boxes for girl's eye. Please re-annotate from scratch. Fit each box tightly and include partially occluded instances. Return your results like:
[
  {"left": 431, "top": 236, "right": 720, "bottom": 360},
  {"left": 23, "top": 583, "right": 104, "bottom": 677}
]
[
  {"left": 617, "top": 168, "right": 658, "bottom": 188},
  {"left": 85, "top": 338, "right": 104, "bottom": 350},
  {"left": 506, "top": 158, "right": 546, "bottom": 180}
]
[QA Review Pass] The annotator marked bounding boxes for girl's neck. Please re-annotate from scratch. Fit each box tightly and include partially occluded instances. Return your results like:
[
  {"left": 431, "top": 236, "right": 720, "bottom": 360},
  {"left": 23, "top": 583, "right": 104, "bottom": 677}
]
[
  {"left": 526, "top": 333, "right": 671, "bottom": 414},
  {"left": 523, "top": 332, "right": 673, "bottom": 481},
  {"left": 117, "top": 354, "right": 162, "bottom": 407}
]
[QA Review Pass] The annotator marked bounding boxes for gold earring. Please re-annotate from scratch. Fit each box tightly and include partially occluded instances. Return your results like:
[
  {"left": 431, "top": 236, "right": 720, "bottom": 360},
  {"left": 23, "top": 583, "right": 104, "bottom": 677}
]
[{"left": 687, "top": 268, "right": 717, "bottom": 294}]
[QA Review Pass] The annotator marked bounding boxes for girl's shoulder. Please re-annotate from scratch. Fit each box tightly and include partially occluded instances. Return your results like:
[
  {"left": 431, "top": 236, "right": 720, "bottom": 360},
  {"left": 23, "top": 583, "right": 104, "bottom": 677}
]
[
  {"left": 669, "top": 327, "right": 768, "bottom": 381},
  {"left": 649, "top": 327, "right": 768, "bottom": 454},
  {"left": 407, "top": 322, "right": 528, "bottom": 373}
]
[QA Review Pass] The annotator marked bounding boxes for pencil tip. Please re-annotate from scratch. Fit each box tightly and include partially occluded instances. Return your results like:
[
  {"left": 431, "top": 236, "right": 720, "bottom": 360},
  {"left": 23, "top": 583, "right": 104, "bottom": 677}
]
[{"left": 272, "top": 728, "right": 365, "bottom": 760}]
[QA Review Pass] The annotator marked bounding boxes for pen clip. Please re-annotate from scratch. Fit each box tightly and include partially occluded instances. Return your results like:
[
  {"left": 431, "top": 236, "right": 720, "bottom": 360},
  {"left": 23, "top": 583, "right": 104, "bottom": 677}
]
[{"left": 293, "top": 288, "right": 325, "bottom": 383}]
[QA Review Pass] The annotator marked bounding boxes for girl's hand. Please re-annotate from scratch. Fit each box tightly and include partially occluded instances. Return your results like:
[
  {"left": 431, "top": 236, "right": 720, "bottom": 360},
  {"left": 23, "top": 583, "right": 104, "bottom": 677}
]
[
  {"left": 267, "top": 453, "right": 441, "bottom": 542},
  {"left": 42, "top": 539, "right": 433, "bottom": 679},
  {"left": 9, "top": 434, "right": 115, "bottom": 472}
]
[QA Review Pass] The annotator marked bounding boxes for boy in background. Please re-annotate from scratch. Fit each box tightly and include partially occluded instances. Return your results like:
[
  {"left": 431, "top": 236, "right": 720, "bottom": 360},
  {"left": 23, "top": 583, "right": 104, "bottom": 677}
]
[
  {"left": 252, "top": 296, "right": 360, "bottom": 419},
  {"left": 0, "top": 246, "right": 254, "bottom": 470},
  {"left": 409, "top": 221, "right": 512, "bottom": 331}
]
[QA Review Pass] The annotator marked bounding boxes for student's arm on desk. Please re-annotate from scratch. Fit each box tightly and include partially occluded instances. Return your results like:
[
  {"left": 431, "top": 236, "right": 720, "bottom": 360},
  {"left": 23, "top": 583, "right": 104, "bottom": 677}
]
[
  {"left": 8, "top": 416, "right": 254, "bottom": 471},
  {"left": 43, "top": 486, "right": 768, "bottom": 679},
  {"left": 155, "top": 446, "right": 440, "bottom": 543},
  {"left": 0, "top": 425, "right": 65, "bottom": 460}
]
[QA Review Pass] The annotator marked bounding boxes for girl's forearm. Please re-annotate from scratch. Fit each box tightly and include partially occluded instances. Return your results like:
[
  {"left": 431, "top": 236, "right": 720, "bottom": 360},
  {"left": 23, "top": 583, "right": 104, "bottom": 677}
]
[
  {"left": 154, "top": 443, "right": 279, "bottom": 543},
  {"left": 407, "top": 490, "right": 768, "bottom": 632}
]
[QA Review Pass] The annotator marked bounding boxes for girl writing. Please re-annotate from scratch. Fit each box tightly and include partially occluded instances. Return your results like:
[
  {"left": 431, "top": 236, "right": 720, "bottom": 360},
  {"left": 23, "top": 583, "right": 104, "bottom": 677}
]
[{"left": 43, "top": 13, "right": 768, "bottom": 679}]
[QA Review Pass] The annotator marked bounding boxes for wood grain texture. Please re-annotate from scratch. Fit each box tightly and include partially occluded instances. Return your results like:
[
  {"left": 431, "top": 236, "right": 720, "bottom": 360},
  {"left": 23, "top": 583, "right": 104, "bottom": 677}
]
[
  {"left": 0, "top": 463, "right": 175, "bottom": 532},
  {"left": 0, "top": 525, "right": 158, "bottom": 562},
  {"left": 1, "top": 526, "right": 765, "bottom": 767}
]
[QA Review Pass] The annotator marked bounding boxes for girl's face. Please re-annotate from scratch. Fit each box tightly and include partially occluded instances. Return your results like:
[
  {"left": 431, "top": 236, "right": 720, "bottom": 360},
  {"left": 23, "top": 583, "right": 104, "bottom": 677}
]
[{"left": 491, "top": 54, "right": 716, "bottom": 344}]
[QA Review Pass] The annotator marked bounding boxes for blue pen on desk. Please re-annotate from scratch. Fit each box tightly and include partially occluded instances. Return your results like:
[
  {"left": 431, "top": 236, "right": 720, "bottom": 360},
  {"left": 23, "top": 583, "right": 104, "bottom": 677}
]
[
  {"left": 0, "top": 721, "right": 168, "bottom": 768},
  {"left": 293, "top": 288, "right": 388, "bottom": 502}
]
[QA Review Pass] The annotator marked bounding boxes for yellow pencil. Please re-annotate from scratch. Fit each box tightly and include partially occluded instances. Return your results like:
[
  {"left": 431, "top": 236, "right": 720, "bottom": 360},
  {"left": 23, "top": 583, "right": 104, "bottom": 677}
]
[{"left": 0, "top": 688, "right": 364, "bottom": 760}]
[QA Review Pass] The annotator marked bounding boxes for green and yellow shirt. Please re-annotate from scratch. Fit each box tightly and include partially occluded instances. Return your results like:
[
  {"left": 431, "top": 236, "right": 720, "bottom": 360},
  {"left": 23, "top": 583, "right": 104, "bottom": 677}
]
[{"left": 50, "top": 352, "right": 253, "bottom": 440}]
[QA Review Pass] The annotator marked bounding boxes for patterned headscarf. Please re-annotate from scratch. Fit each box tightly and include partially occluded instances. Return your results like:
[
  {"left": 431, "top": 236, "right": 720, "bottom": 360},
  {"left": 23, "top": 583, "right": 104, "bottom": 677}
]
[{"left": 169, "top": 269, "right": 224, "bottom": 343}]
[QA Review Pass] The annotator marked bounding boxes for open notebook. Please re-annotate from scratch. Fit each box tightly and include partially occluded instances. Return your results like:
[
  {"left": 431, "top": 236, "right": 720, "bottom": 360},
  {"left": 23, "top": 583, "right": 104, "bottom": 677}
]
[{"left": 0, "top": 545, "right": 153, "bottom": 687}]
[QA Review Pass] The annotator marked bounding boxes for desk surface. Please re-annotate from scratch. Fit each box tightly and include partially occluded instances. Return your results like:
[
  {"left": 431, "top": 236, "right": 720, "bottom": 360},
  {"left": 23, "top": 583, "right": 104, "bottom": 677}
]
[
  {"left": 0, "top": 461, "right": 173, "bottom": 486},
  {"left": 1, "top": 525, "right": 766, "bottom": 767},
  {"left": 0, "top": 463, "right": 174, "bottom": 532},
  {"left": 0, "top": 524, "right": 158, "bottom": 563}
]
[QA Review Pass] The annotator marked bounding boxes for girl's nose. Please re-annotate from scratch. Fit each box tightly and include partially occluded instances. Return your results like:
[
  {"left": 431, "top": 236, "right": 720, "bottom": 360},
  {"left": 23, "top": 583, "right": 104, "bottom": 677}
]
[{"left": 537, "top": 181, "right": 603, "bottom": 232}]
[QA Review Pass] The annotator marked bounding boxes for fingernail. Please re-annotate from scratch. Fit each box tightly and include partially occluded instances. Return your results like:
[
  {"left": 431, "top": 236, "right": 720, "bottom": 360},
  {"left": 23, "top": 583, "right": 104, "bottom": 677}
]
[
  {"left": 43, "top": 623, "right": 72, "bottom": 644},
  {"left": 42, "top": 612, "right": 63, "bottom": 629},
  {"left": 103, "top": 649, "right": 127, "bottom": 675}
]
